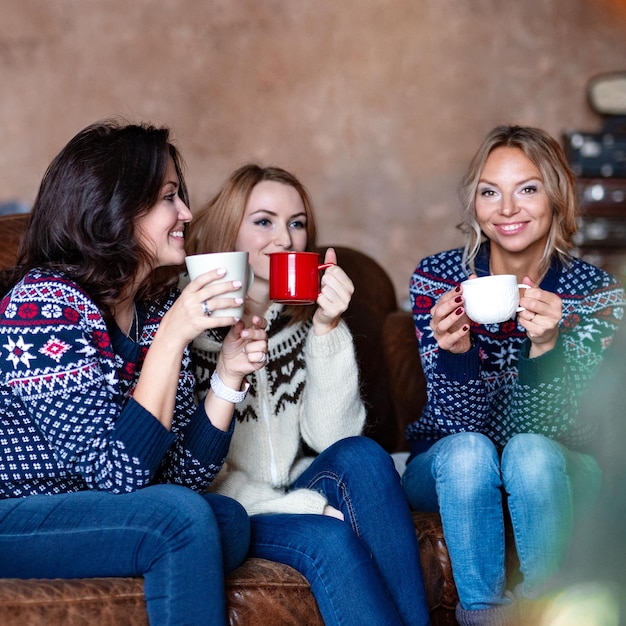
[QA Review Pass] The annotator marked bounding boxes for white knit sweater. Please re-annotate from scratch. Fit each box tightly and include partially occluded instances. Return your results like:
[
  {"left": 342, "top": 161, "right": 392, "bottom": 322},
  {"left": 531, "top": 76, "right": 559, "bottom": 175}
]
[{"left": 191, "top": 302, "right": 366, "bottom": 515}]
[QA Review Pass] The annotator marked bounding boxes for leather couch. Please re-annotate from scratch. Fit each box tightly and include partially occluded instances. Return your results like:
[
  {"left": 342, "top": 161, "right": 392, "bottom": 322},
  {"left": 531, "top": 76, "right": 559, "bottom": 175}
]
[{"left": 0, "top": 212, "right": 519, "bottom": 625}]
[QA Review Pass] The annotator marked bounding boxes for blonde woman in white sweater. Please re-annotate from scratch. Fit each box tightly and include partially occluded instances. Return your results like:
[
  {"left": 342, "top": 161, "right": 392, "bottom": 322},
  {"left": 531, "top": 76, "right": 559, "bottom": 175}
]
[{"left": 183, "top": 164, "right": 430, "bottom": 626}]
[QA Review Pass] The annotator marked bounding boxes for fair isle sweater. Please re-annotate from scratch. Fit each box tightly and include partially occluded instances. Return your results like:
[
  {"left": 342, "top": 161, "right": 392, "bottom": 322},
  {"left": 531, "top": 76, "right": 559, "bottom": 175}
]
[
  {"left": 0, "top": 269, "right": 233, "bottom": 499},
  {"left": 406, "top": 244, "right": 624, "bottom": 458},
  {"left": 192, "top": 303, "right": 366, "bottom": 516}
]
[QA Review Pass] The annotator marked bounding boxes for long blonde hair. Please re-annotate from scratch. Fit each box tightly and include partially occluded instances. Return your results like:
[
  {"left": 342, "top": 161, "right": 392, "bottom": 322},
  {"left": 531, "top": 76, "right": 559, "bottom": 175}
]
[{"left": 459, "top": 125, "right": 579, "bottom": 277}]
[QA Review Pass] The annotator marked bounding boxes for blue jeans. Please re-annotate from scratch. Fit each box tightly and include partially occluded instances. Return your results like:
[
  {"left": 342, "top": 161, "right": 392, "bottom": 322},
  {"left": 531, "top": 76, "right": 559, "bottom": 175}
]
[
  {"left": 0, "top": 485, "right": 250, "bottom": 626},
  {"left": 402, "top": 433, "right": 601, "bottom": 611},
  {"left": 249, "top": 436, "right": 430, "bottom": 626}
]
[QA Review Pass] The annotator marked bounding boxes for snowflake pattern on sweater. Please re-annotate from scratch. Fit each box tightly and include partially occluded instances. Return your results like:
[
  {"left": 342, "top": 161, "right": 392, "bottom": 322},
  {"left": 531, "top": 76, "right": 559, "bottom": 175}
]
[
  {"left": 406, "top": 245, "right": 624, "bottom": 454},
  {"left": 0, "top": 269, "right": 233, "bottom": 499}
]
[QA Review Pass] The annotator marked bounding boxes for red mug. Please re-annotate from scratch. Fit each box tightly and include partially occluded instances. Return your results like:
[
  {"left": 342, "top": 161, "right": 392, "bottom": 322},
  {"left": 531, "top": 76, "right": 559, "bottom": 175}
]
[{"left": 269, "top": 251, "right": 335, "bottom": 304}]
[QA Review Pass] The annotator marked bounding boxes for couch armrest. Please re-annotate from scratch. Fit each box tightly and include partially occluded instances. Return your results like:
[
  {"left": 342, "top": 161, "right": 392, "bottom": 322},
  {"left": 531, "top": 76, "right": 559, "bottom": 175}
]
[
  {"left": 382, "top": 310, "right": 427, "bottom": 451},
  {"left": 0, "top": 213, "right": 29, "bottom": 270}
]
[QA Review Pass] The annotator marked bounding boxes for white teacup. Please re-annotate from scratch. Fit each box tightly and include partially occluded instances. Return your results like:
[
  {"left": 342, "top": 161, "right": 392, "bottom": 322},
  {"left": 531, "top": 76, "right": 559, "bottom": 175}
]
[
  {"left": 185, "top": 251, "right": 254, "bottom": 319},
  {"left": 461, "top": 274, "right": 530, "bottom": 324}
]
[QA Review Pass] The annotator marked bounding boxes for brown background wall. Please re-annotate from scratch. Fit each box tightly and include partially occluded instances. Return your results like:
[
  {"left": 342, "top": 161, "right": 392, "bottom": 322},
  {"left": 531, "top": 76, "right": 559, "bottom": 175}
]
[{"left": 2, "top": 0, "right": 626, "bottom": 303}]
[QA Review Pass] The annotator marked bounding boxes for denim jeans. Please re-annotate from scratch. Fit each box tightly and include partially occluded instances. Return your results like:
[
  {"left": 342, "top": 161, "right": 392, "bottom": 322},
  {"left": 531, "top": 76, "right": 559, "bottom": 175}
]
[
  {"left": 402, "top": 432, "right": 601, "bottom": 612},
  {"left": 0, "top": 485, "right": 250, "bottom": 626},
  {"left": 249, "top": 436, "right": 430, "bottom": 626}
]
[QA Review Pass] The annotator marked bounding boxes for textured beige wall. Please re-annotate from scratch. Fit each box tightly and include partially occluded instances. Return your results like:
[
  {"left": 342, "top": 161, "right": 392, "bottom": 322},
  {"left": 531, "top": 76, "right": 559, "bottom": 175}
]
[{"left": 2, "top": 0, "right": 626, "bottom": 302}]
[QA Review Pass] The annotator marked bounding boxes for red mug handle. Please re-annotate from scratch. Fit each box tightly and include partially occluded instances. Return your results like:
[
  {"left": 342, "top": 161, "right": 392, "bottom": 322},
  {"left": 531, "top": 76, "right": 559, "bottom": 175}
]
[{"left": 315, "top": 262, "right": 336, "bottom": 298}]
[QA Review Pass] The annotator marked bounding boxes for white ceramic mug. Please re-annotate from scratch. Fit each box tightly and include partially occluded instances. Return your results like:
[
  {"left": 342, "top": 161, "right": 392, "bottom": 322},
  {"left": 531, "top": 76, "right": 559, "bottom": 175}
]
[
  {"left": 185, "top": 251, "right": 254, "bottom": 319},
  {"left": 461, "top": 274, "right": 530, "bottom": 324}
]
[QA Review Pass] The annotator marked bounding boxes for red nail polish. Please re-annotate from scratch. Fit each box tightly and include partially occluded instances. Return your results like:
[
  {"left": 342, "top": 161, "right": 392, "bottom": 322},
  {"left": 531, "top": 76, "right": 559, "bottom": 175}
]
[
  {"left": 455, "top": 285, "right": 461, "bottom": 293},
  {"left": 463, "top": 325, "right": 469, "bottom": 332},
  {"left": 455, "top": 296, "right": 462, "bottom": 303},
  {"left": 455, "top": 307, "right": 463, "bottom": 315}
]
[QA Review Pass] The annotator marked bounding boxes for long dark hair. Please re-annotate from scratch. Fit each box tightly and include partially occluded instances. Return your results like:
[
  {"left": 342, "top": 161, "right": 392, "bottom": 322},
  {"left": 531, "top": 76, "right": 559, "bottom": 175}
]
[{"left": 0, "top": 119, "right": 189, "bottom": 314}]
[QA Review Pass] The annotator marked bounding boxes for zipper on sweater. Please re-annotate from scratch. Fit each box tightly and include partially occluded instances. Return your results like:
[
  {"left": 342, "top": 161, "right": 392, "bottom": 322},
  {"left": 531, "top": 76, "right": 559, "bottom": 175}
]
[{"left": 257, "top": 366, "right": 280, "bottom": 486}]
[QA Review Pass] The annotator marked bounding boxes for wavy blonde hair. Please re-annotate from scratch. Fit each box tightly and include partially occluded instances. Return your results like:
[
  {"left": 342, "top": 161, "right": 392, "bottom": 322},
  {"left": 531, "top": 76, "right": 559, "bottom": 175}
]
[{"left": 459, "top": 125, "right": 579, "bottom": 277}]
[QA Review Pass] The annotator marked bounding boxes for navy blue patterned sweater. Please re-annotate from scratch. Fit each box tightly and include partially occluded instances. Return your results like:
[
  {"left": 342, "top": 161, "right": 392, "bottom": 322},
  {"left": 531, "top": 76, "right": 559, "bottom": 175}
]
[
  {"left": 0, "top": 269, "right": 233, "bottom": 499},
  {"left": 406, "top": 244, "right": 624, "bottom": 457}
]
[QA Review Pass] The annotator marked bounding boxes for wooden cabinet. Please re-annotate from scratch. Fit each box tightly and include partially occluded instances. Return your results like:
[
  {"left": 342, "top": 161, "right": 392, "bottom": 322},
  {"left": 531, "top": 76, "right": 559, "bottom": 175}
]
[{"left": 574, "top": 178, "right": 626, "bottom": 284}]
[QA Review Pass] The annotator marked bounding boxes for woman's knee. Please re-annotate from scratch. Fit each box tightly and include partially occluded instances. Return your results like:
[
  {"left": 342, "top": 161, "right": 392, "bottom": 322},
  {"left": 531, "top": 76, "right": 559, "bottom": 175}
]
[
  {"left": 403, "top": 433, "right": 499, "bottom": 509},
  {"left": 137, "top": 485, "right": 219, "bottom": 547},
  {"left": 502, "top": 434, "right": 566, "bottom": 488},
  {"left": 201, "top": 493, "right": 250, "bottom": 573},
  {"left": 324, "top": 435, "right": 387, "bottom": 463},
  {"left": 436, "top": 432, "right": 498, "bottom": 475},
  {"left": 313, "top": 436, "right": 395, "bottom": 480},
  {"left": 145, "top": 484, "right": 212, "bottom": 514},
  {"left": 202, "top": 493, "right": 248, "bottom": 534}
]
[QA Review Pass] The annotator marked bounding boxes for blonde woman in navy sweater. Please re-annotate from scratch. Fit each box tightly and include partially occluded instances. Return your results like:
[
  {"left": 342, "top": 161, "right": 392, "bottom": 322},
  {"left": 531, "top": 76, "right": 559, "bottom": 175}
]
[
  {"left": 0, "top": 120, "right": 267, "bottom": 625},
  {"left": 402, "top": 125, "right": 624, "bottom": 626}
]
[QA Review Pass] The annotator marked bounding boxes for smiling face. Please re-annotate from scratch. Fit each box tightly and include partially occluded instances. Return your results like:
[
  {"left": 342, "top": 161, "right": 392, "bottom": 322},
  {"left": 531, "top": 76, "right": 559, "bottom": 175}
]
[
  {"left": 234, "top": 180, "right": 308, "bottom": 288},
  {"left": 135, "top": 156, "right": 192, "bottom": 274},
  {"left": 475, "top": 146, "right": 553, "bottom": 269}
]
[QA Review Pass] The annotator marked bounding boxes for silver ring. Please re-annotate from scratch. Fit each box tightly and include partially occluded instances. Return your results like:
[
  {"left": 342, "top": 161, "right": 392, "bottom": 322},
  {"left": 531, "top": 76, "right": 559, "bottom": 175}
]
[
  {"left": 258, "top": 352, "right": 267, "bottom": 363},
  {"left": 201, "top": 301, "right": 212, "bottom": 317}
]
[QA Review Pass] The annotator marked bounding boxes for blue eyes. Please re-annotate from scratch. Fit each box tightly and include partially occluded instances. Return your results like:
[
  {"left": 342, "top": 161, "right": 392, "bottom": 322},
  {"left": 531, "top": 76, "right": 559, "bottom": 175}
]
[{"left": 254, "top": 219, "right": 306, "bottom": 229}]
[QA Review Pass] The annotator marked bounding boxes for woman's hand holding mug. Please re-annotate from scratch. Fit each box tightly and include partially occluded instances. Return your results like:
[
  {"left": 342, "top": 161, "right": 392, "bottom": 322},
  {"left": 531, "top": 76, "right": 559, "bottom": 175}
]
[
  {"left": 431, "top": 274, "right": 562, "bottom": 357},
  {"left": 268, "top": 248, "right": 354, "bottom": 336},
  {"left": 430, "top": 283, "right": 473, "bottom": 354},
  {"left": 313, "top": 248, "right": 354, "bottom": 335},
  {"left": 517, "top": 277, "right": 562, "bottom": 357}
]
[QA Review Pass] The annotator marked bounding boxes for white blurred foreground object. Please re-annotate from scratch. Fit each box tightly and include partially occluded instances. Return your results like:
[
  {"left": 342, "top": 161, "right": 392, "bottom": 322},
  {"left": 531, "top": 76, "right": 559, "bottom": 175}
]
[{"left": 537, "top": 582, "right": 620, "bottom": 626}]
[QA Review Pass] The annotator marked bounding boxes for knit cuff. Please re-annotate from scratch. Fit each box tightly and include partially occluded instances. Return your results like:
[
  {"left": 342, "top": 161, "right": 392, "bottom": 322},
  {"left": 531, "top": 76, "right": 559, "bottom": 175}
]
[
  {"left": 182, "top": 403, "right": 234, "bottom": 466},
  {"left": 436, "top": 343, "right": 481, "bottom": 383},
  {"left": 115, "top": 398, "right": 177, "bottom": 474},
  {"left": 305, "top": 320, "right": 352, "bottom": 357},
  {"left": 517, "top": 334, "right": 565, "bottom": 384}
]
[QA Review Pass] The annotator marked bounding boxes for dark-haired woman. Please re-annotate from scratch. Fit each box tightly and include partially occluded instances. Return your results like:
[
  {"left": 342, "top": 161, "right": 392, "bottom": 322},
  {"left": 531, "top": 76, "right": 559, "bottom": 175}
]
[
  {"left": 0, "top": 120, "right": 267, "bottom": 625},
  {"left": 402, "top": 125, "right": 624, "bottom": 625}
]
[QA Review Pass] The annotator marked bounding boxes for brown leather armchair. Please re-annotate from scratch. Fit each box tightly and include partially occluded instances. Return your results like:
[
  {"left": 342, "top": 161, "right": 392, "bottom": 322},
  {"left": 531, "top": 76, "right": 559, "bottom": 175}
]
[{"left": 0, "top": 213, "right": 517, "bottom": 625}]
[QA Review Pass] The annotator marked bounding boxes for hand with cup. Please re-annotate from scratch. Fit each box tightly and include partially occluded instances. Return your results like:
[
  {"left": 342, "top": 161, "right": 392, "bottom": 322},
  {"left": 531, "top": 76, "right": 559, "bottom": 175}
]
[
  {"left": 460, "top": 274, "right": 530, "bottom": 325},
  {"left": 185, "top": 251, "right": 254, "bottom": 320},
  {"left": 269, "top": 251, "right": 334, "bottom": 304},
  {"left": 180, "top": 250, "right": 267, "bottom": 389},
  {"left": 311, "top": 247, "right": 355, "bottom": 335},
  {"left": 459, "top": 274, "right": 563, "bottom": 356},
  {"left": 430, "top": 272, "right": 563, "bottom": 355},
  {"left": 269, "top": 247, "right": 354, "bottom": 335}
]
